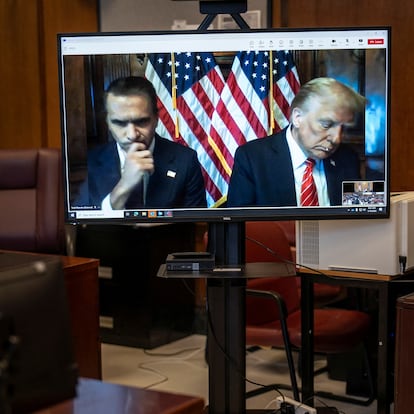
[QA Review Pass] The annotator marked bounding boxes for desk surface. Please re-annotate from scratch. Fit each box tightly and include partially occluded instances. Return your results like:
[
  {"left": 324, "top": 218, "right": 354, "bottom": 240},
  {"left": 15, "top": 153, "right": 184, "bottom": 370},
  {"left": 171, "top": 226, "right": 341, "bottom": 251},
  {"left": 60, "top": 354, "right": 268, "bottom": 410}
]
[
  {"left": 35, "top": 378, "right": 205, "bottom": 414},
  {"left": 298, "top": 266, "right": 405, "bottom": 281}
]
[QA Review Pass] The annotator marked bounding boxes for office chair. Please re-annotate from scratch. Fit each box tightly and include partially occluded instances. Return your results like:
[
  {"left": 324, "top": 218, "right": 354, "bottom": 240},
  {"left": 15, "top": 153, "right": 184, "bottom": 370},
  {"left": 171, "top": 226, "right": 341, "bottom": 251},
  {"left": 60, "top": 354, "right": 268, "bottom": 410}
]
[
  {"left": 245, "top": 221, "right": 375, "bottom": 405},
  {"left": 0, "top": 148, "right": 66, "bottom": 254}
]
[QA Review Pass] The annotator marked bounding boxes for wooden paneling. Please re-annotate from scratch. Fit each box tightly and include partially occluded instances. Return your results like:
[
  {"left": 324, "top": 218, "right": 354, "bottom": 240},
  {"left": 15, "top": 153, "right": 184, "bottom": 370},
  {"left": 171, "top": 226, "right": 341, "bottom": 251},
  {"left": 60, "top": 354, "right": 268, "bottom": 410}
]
[
  {"left": 273, "top": 0, "right": 414, "bottom": 191},
  {"left": 0, "top": 0, "right": 98, "bottom": 150},
  {"left": 0, "top": 1, "right": 44, "bottom": 148},
  {"left": 41, "top": 0, "right": 99, "bottom": 148}
]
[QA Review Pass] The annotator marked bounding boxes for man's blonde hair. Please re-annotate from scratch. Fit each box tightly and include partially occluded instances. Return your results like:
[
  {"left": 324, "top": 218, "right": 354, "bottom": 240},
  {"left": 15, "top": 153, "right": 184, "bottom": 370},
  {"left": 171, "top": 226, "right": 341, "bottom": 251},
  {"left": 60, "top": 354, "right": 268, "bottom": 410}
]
[{"left": 290, "top": 77, "right": 366, "bottom": 118}]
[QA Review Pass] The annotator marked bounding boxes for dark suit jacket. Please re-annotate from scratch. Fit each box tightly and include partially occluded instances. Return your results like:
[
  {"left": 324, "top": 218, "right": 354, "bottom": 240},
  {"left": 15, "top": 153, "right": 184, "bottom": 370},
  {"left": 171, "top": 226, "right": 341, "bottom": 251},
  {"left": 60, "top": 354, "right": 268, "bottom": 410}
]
[
  {"left": 75, "top": 135, "right": 207, "bottom": 209},
  {"left": 227, "top": 128, "right": 360, "bottom": 207}
]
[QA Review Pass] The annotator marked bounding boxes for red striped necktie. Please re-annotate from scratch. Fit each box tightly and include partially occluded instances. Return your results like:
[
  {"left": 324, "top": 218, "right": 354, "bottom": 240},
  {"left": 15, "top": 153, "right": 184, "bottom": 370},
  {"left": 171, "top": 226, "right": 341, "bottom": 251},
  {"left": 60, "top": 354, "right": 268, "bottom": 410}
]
[{"left": 300, "top": 158, "right": 319, "bottom": 206}]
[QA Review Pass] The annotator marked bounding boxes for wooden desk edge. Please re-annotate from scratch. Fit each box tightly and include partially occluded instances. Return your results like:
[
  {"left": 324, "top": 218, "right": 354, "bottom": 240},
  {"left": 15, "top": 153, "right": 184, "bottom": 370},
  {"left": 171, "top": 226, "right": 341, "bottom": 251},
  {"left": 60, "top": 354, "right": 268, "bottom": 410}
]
[
  {"left": 297, "top": 266, "right": 400, "bottom": 281},
  {"left": 61, "top": 255, "right": 99, "bottom": 270},
  {"left": 34, "top": 378, "right": 205, "bottom": 414}
]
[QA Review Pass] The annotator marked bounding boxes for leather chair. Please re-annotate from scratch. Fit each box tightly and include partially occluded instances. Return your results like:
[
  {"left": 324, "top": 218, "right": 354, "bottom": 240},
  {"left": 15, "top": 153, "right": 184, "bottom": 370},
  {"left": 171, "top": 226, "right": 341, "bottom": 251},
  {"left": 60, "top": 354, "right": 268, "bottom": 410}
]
[
  {"left": 245, "top": 221, "right": 374, "bottom": 404},
  {"left": 0, "top": 148, "right": 66, "bottom": 254}
]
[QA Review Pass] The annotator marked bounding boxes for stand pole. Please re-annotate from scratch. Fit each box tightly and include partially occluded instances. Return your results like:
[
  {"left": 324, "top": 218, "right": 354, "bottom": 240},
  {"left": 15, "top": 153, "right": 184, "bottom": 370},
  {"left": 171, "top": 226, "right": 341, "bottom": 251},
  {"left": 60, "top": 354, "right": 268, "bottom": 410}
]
[
  {"left": 206, "top": 222, "right": 246, "bottom": 414},
  {"left": 196, "top": 4, "right": 252, "bottom": 411}
]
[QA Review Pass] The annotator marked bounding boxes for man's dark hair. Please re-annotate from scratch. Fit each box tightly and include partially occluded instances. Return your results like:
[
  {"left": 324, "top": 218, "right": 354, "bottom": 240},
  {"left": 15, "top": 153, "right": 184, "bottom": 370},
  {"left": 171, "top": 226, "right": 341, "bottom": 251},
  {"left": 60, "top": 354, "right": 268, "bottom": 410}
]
[{"left": 105, "top": 76, "right": 159, "bottom": 115}]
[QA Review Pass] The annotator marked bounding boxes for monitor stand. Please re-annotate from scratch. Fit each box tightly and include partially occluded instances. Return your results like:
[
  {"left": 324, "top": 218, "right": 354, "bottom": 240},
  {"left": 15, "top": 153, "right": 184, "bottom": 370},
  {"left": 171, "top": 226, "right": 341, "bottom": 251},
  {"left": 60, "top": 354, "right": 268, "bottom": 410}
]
[
  {"left": 198, "top": 0, "right": 250, "bottom": 31},
  {"left": 164, "top": 4, "right": 279, "bottom": 411},
  {"left": 205, "top": 222, "right": 247, "bottom": 413},
  {"left": 158, "top": 221, "right": 295, "bottom": 413},
  {"left": 204, "top": 222, "right": 289, "bottom": 413}
]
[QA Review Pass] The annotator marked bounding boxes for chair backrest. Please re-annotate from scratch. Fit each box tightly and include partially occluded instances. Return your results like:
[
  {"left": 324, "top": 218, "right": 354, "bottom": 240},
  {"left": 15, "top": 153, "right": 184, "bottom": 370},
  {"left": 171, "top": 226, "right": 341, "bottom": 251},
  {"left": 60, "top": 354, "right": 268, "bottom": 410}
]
[
  {"left": 245, "top": 222, "right": 300, "bottom": 324},
  {"left": 245, "top": 221, "right": 294, "bottom": 263},
  {"left": 0, "top": 148, "right": 66, "bottom": 254},
  {"left": 277, "top": 220, "right": 296, "bottom": 247}
]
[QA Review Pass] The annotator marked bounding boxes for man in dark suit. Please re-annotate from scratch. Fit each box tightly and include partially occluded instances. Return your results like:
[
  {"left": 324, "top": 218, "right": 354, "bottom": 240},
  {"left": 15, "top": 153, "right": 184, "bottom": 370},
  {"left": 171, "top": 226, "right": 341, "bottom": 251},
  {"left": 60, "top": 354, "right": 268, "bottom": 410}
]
[
  {"left": 75, "top": 76, "right": 206, "bottom": 210},
  {"left": 227, "top": 77, "right": 365, "bottom": 207}
]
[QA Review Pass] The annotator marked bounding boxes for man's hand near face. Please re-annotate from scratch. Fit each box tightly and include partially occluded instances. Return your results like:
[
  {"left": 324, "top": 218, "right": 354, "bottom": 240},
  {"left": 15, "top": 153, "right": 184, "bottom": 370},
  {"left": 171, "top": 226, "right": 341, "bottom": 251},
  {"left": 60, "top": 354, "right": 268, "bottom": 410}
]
[{"left": 110, "top": 142, "right": 155, "bottom": 209}]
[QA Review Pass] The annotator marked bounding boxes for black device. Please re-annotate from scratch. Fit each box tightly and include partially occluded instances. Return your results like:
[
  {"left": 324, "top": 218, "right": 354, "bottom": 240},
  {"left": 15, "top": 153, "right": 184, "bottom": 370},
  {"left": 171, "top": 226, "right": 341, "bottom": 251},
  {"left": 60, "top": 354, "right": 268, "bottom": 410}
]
[
  {"left": 0, "top": 251, "right": 78, "bottom": 413},
  {"left": 166, "top": 252, "right": 215, "bottom": 271}
]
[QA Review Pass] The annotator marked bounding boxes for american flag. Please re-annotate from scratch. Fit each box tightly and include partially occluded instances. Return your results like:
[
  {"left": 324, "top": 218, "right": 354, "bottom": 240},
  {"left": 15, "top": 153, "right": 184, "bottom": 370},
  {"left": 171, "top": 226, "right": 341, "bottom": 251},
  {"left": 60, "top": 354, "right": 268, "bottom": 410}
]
[
  {"left": 145, "top": 52, "right": 227, "bottom": 207},
  {"left": 270, "top": 50, "right": 301, "bottom": 132},
  {"left": 209, "top": 50, "right": 272, "bottom": 176},
  {"left": 208, "top": 50, "right": 300, "bottom": 202},
  {"left": 145, "top": 50, "right": 300, "bottom": 207}
]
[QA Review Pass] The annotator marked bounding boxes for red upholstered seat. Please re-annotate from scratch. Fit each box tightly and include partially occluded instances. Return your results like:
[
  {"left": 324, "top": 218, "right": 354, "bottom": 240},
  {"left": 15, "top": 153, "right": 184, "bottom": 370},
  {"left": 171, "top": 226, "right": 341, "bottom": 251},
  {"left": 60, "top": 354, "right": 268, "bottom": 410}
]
[{"left": 246, "top": 277, "right": 371, "bottom": 354}]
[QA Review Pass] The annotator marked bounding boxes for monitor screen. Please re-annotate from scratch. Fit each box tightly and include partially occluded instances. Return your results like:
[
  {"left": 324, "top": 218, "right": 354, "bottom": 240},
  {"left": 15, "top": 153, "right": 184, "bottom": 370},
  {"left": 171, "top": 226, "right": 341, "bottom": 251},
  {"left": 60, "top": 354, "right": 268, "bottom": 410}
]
[
  {"left": 0, "top": 252, "right": 78, "bottom": 413},
  {"left": 58, "top": 27, "right": 390, "bottom": 224}
]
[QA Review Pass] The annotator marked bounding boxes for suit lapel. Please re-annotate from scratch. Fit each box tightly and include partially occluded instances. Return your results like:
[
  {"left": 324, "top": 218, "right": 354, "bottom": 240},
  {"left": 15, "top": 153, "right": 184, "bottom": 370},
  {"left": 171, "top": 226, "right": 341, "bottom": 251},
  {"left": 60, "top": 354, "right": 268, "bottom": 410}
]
[
  {"left": 323, "top": 156, "right": 341, "bottom": 205},
  {"left": 95, "top": 141, "right": 121, "bottom": 197},
  {"left": 270, "top": 132, "right": 297, "bottom": 204},
  {"left": 146, "top": 137, "right": 176, "bottom": 205}
]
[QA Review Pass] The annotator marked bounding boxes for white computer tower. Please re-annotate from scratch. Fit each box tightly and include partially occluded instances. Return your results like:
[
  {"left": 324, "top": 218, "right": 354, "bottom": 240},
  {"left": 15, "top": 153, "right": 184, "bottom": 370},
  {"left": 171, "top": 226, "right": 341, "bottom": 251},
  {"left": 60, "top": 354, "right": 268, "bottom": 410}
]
[{"left": 296, "top": 192, "right": 414, "bottom": 275}]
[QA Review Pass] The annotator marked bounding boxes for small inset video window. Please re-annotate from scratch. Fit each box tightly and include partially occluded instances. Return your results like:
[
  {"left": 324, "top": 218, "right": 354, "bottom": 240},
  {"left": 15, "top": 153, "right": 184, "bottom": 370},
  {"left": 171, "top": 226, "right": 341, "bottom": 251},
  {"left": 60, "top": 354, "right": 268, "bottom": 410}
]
[{"left": 342, "top": 181, "right": 385, "bottom": 206}]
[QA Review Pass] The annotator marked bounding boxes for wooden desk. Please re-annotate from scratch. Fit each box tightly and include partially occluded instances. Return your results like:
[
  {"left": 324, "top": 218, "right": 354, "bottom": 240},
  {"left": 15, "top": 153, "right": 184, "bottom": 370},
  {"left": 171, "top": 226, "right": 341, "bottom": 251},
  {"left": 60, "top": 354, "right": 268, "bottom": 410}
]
[
  {"left": 61, "top": 256, "right": 101, "bottom": 379},
  {"left": 299, "top": 267, "right": 414, "bottom": 414},
  {"left": 34, "top": 378, "right": 205, "bottom": 414}
]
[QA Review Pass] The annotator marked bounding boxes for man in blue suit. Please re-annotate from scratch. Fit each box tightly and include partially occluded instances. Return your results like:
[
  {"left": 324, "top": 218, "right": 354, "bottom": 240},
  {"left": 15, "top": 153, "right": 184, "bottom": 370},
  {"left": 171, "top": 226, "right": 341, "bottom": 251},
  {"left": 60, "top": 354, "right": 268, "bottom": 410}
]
[
  {"left": 227, "top": 77, "right": 365, "bottom": 207},
  {"left": 75, "top": 76, "right": 206, "bottom": 210}
]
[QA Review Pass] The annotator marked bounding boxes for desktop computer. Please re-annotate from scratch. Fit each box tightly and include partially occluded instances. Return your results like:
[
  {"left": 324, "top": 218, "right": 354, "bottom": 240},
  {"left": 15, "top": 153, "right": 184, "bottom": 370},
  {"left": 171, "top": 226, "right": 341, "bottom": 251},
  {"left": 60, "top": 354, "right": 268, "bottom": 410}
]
[{"left": 296, "top": 192, "right": 414, "bottom": 275}]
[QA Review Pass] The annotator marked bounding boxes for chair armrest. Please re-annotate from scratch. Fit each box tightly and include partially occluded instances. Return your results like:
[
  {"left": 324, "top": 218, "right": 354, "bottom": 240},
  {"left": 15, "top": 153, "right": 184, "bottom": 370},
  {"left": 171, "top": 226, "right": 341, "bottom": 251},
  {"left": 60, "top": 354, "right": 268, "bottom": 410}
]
[{"left": 246, "top": 288, "right": 288, "bottom": 321}]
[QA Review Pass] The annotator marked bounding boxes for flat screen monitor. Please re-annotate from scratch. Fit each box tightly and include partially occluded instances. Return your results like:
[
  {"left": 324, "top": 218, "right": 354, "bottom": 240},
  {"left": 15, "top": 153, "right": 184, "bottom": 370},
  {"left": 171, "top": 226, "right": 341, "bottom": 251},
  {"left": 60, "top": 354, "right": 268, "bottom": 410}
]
[
  {"left": 58, "top": 26, "right": 390, "bottom": 224},
  {"left": 0, "top": 252, "right": 78, "bottom": 413}
]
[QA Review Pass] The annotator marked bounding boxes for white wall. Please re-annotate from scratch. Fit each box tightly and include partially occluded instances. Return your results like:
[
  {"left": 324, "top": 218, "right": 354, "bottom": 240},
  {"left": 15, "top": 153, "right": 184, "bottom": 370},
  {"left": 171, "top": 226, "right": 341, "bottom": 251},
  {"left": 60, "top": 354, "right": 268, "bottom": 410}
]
[{"left": 99, "top": 0, "right": 269, "bottom": 31}]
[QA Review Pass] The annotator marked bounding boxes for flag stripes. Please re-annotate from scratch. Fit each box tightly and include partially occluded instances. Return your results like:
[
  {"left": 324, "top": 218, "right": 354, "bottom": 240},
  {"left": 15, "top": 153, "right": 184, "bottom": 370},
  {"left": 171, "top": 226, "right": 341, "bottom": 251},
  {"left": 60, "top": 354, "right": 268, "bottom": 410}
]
[{"left": 145, "top": 50, "right": 300, "bottom": 207}]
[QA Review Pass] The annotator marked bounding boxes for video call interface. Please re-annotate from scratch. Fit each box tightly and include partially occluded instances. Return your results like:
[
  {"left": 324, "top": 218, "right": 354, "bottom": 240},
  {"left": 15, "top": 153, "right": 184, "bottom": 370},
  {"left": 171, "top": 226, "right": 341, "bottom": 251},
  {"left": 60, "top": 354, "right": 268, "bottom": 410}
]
[{"left": 59, "top": 27, "right": 389, "bottom": 222}]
